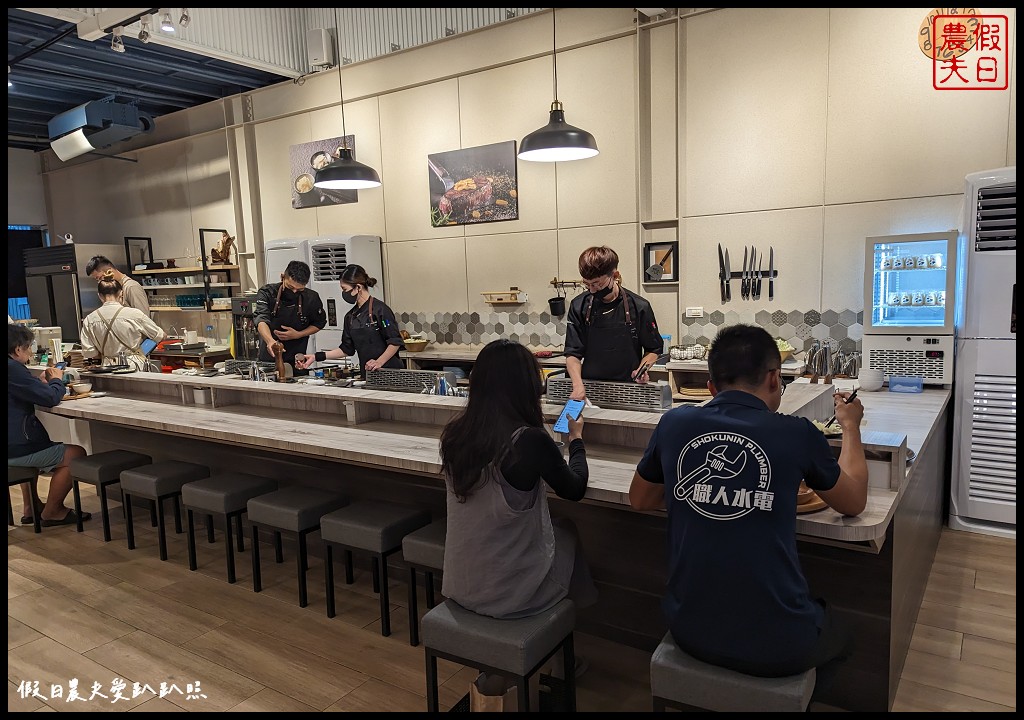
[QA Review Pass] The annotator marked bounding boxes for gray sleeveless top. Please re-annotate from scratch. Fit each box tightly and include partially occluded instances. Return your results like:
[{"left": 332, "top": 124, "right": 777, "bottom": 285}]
[{"left": 442, "top": 428, "right": 571, "bottom": 619}]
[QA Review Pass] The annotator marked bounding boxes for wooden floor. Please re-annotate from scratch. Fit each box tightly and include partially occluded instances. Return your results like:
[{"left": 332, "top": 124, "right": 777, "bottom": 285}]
[{"left": 7, "top": 481, "right": 1016, "bottom": 712}]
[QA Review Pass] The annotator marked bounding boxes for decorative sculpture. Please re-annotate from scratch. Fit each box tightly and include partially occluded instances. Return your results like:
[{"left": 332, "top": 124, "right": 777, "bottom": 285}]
[{"left": 211, "top": 231, "right": 236, "bottom": 265}]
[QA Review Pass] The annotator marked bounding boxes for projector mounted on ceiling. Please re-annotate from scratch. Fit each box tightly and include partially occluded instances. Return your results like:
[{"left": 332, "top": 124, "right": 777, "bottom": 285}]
[{"left": 47, "top": 94, "right": 154, "bottom": 162}]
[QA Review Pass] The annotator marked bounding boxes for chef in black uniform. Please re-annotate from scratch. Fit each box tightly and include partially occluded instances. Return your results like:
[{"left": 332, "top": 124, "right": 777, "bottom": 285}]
[
  {"left": 564, "top": 246, "right": 664, "bottom": 401},
  {"left": 294, "top": 264, "right": 405, "bottom": 377},
  {"left": 252, "top": 260, "right": 327, "bottom": 373}
]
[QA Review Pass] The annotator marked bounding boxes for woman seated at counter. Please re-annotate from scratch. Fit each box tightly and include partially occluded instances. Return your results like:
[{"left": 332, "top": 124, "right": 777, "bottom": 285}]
[
  {"left": 79, "top": 270, "right": 165, "bottom": 371},
  {"left": 294, "top": 264, "right": 404, "bottom": 377},
  {"left": 439, "top": 339, "right": 598, "bottom": 626}
]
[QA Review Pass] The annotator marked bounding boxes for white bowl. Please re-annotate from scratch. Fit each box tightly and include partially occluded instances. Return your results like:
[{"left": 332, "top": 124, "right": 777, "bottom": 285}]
[
  {"left": 70, "top": 381, "right": 92, "bottom": 395},
  {"left": 859, "top": 377, "right": 884, "bottom": 392}
]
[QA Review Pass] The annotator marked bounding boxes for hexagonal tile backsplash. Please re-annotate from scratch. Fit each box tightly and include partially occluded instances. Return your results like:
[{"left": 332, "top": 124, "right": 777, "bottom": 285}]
[{"left": 397, "top": 308, "right": 863, "bottom": 353}]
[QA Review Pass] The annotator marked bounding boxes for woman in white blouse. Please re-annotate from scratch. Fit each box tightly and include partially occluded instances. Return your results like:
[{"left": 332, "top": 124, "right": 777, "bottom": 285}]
[{"left": 80, "top": 270, "right": 165, "bottom": 371}]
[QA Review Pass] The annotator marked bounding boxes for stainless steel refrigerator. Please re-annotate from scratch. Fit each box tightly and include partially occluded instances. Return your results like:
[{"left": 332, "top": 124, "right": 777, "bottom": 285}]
[
  {"left": 23, "top": 243, "right": 128, "bottom": 342},
  {"left": 950, "top": 166, "right": 1016, "bottom": 538}
]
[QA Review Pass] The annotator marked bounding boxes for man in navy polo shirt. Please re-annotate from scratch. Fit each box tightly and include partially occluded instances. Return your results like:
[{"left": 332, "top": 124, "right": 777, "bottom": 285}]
[{"left": 629, "top": 324, "right": 868, "bottom": 687}]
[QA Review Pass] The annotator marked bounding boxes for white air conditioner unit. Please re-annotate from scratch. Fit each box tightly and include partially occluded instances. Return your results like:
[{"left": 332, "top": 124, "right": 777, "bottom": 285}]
[{"left": 308, "top": 235, "right": 384, "bottom": 354}]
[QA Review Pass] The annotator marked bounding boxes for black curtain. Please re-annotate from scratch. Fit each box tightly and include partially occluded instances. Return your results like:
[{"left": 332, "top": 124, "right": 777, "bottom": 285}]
[{"left": 8, "top": 227, "right": 45, "bottom": 298}]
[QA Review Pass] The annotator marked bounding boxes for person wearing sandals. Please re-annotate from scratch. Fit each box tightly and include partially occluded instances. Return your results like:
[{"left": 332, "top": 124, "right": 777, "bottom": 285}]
[{"left": 8, "top": 324, "right": 92, "bottom": 527}]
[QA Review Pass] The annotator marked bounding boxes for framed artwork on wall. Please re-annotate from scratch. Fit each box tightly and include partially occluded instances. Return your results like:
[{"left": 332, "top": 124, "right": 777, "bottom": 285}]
[
  {"left": 643, "top": 240, "right": 679, "bottom": 283},
  {"left": 290, "top": 135, "right": 360, "bottom": 209},
  {"left": 428, "top": 140, "right": 519, "bottom": 227},
  {"left": 124, "top": 236, "right": 153, "bottom": 269}
]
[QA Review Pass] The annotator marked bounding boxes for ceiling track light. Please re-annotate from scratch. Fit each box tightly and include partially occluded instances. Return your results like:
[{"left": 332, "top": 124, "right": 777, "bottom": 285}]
[
  {"left": 178, "top": 8, "right": 191, "bottom": 29},
  {"left": 518, "top": 9, "right": 599, "bottom": 162},
  {"left": 314, "top": 41, "right": 382, "bottom": 190},
  {"left": 111, "top": 26, "right": 126, "bottom": 53},
  {"left": 159, "top": 10, "right": 175, "bottom": 33},
  {"left": 138, "top": 15, "right": 152, "bottom": 43}
]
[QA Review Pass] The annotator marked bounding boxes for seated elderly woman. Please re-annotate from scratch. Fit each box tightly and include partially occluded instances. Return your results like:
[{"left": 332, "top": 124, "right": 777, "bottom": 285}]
[{"left": 7, "top": 324, "right": 91, "bottom": 526}]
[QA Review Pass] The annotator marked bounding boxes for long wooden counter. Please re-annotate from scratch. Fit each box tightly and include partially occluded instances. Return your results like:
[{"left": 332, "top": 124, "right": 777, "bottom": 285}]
[{"left": 39, "top": 371, "right": 949, "bottom": 711}]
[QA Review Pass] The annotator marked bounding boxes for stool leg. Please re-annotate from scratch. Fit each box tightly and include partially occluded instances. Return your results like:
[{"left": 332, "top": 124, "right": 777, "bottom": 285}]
[
  {"left": 235, "top": 514, "right": 245, "bottom": 552},
  {"left": 6, "top": 490, "right": 13, "bottom": 527},
  {"left": 372, "top": 557, "right": 381, "bottom": 594},
  {"left": 563, "top": 633, "right": 577, "bottom": 712},
  {"left": 186, "top": 509, "right": 197, "bottom": 571},
  {"left": 72, "top": 478, "right": 84, "bottom": 533},
  {"left": 172, "top": 495, "right": 183, "bottom": 534},
  {"left": 149, "top": 499, "right": 158, "bottom": 527},
  {"left": 517, "top": 677, "right": 530, "bottom": 713},
  {"left": 224, "top": 514, "right": 236, "bottom": 584},
  {"left": 274, "top": 531, "right": 283, "bottom": 563},
  {"left": 99, "top": 483, "right": 111, "bottom": 542},
  {"left": 378, "top": 554, "right": 391, "bottom": 637},
  {"left": 251, "top": 524, "right": 262, "bottom": 592},
  {"left": 29, "top": 481, "right": 41, "bottom": 534},
  {"left": 206, "top": 514, "right": 215, "bottom": 543},
  {"left": 425, "top": 571, "right": 436, "bottom": 609},
  {"left": 407, "top": 566, "right": 419, "bottom": 647},
  {"left": 156, "top": 497, "right": 168, "bottom": 561},
  {"left": 297, "top": 532, "right": 308, "bottom": 608},
  {"left": 344, "top": 549, "right": 354, "bottom": 585},
  {"left": 125, "top": 492, "right": 136, "bottom": 549},
  {"left": 325, "top": 544, "right": 335, "bottom": 618},
  {"left": 425, "top": 650, "right": 439, "bottom": 712}
]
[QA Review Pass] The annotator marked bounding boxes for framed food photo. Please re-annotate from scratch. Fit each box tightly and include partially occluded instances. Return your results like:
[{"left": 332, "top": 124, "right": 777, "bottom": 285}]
[
  {"left": 289, "top": 135, "right": 359, "bottom": 209},
  {"left": 643, "top": 241, "right": 679, "bottom": 283},
  {"left": 428, "top": 140, "right": 519, "bottom": 227}
]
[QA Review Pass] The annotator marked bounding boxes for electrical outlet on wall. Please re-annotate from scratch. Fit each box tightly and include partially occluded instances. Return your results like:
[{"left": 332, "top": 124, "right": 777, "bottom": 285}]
[{"left": 685, "top": 307, "right": 704, "bottom": 318}]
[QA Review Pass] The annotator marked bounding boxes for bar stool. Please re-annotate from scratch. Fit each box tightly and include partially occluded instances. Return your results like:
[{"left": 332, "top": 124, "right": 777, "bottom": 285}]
[
  {"left": 650, "top": 632, "right": 815, "bottom": 711},
  {"left": 247, "top": 486, "right": 348, "bottom": 608},
  {"left": 181, "top": 473, "right": 278, "bottom": 583},
  {"left": 421, "top": 598, "right": 577, "bottom": 712},
  {"left": 401, "top": 517, "right": 446, "bottom": 646},
  {"left": 8, "top": 466, "right": 41, "bottom": 534},
  {"left": 69, "top": 450, "right": 152, "bottom": 540},
  {"left": 319, "top": 500, "right": 431, "bottom": 641},
  {"left": 120, "top": 461, "right": 210, "bottom": 560}
]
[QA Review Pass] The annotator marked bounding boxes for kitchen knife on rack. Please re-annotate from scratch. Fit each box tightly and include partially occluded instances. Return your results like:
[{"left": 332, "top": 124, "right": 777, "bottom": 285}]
[
  {"left": 717, "top": 243, "right": 727, "bottom": 303},
  {"left": 768, "top": 246, "right": 775, "bottom": 301},
  {"left": 753, "top": 250, "right": 763, "bottom": 300},
  {"left": 741, "top": 246, "right": 749, "bottom": 299},
  {"left": 724, "top": 248, "right": 732, "bottom": 301}
]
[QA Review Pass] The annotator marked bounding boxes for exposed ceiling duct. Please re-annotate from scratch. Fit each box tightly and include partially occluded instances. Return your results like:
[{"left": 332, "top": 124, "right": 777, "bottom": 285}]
[{"left": 47, "top": 94, "right": 154, "bottom": 161}]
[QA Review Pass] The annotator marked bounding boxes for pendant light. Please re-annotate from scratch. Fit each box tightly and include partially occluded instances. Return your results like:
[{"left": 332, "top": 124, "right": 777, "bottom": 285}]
[
  {"left": 518, "top": 9, "right": 599, "bottom": 162},
  {"left": 314, "top": 55, "right": 382, "bottom": 190}
]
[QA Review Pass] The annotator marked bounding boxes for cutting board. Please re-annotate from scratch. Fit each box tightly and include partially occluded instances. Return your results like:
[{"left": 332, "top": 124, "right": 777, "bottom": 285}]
[{"left": 62, "top": 391, "right": 92, "bottom": 401}]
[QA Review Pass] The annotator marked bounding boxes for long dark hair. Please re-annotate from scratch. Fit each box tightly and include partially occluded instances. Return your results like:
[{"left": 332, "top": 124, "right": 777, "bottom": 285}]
[{"left": 440, "top": 339, "right": 544, "bottom": 501}]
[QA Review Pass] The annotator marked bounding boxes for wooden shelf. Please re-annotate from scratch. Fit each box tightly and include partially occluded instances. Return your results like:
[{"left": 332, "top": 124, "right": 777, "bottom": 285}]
[
  {"left": 144, "top": 283, "right": 240, "bottom": 290},
  {"left": 151, "top": 307, "right": 232, "bottom": 312},
  {"left": 135, "top": 265, "right": 239, "bottom": 275}
]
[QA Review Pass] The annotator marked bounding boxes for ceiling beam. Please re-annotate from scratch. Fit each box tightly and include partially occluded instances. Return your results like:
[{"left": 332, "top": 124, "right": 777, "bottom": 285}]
[{"left": 76, "top": 8, "right": 155, "bottom": 41}]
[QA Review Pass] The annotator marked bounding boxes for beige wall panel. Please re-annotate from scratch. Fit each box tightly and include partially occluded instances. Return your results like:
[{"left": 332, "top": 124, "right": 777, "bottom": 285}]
[
  {"left": 556, "top": 35, "right": 638, "bottom": 230},
  {"left": 107, "top": 101, "right": 229, "bottom": 157},
  {"left": 342, "top": 8, "right": 635, "bottom": 100},
  {"left": 459, "top": 56, "right": 557, "bottom": 235},
  {"left": 309, "top": 98, "right": 387, "bottom": 239},
  {"left": 386, "top": 237, "right": 468, "bottom": 313},
  {"left": 644, "top": 284, "right": 680, "bottom": 348},
  {"left": 183, "top": 133, "right": 235, "bottom": 245},
  {"left": 379, "top": 80, "right": 464, "bottom": 243},
  {"left": 465, "top": 230, "right": 558, "bottom": 315},
  {"left": 254, "top": 114, "right": 319, "bottom": 248},
  {"left": 822, "top": 195, "right": 964, "bottom": 311},
  {"left": 8, "top": 149, "right": 47, "bottom": 226},
  {"left": 251, "top": 69, "right": 338, "bottom": 123},
  {"left": 134, "top": 144, "right": 197, "bottom": 263},
  {"left": 557, "top": 224, "right": 640, "bottom": 290},
  {"left": 684, "top": 8, "right": 829, "bottom": 216},
  {"left": 825, "top": 8, "right": 1013, "bottom": 204},
  {"left": 647, "top": 24, "right": 678, "bottom": 222},
  {"left": 682, "top": 208, "right": 824, "bottom": 312}
]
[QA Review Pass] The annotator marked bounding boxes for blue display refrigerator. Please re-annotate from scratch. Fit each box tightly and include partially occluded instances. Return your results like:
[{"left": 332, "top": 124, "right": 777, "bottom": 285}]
[{"left": 862, "top": 230, "right": 959, "bottom": 385}]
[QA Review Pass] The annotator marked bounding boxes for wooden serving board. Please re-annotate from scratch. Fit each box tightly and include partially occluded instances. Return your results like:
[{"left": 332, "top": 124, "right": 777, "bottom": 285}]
[
  {"left": 62, "top": 391, "right": 93, "bottom": 401},
  {"left": 797, "top": 495, "right": 828, "bottom": 513}
]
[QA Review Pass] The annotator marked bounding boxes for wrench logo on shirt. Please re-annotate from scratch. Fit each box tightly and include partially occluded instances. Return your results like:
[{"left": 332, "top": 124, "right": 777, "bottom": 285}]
[{"left": 674, "top": 433, "right": 773, "bottom": 520}]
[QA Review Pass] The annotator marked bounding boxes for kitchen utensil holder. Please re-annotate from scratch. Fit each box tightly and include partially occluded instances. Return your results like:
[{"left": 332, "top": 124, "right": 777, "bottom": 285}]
[
  {"left": 546, "top": 377, "right": 671, "bottom": 412},
  {"left": 366, "top": 368, "right": 457, "bottom": 394}
]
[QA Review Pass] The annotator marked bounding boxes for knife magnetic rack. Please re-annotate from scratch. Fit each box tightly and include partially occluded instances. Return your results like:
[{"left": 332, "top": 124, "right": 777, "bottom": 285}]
[{"left": 718, "top": 244, "right": 778, "bottom": 302}]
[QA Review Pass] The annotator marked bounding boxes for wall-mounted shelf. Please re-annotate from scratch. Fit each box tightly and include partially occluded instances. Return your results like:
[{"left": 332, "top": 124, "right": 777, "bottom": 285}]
[
  {"left": 135, "top": 265, "right": 239, "bottom": 275},
  {"left": 144, "top": 283, "right": 240, "bottom": 290},
  {"left": 151, "top": 307, "right": 232, "bottom": 312},
  {"left": 481, "top": 288, "right": 528, "bottom": 305}
]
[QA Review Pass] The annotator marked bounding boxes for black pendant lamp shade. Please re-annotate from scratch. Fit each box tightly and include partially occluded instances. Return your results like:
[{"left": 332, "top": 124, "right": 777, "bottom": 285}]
[
  {"left": 518, "top": 101, "right": 599, "bottom": 162},
  {"left": 314, "top": 147, "right": 382, "bottom": 190}
]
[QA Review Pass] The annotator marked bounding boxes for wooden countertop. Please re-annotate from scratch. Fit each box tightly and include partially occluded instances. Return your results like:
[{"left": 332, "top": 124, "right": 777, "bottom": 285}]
[
  {"left": 401, "top": 345, "right": 569, "bottom": 366},
  {"left": 41, "top": 372, "right": 949, "bottom": 544}
]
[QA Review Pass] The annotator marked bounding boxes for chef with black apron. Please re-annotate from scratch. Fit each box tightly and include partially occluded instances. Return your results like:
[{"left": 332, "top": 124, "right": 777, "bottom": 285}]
[
  {"left": 564, "top": 246, "right": 664, "bottom": 401},
  {"left": 294, "top": 264, "right": 405, "bottom": 377},
  {"left": 252, "top": 260, "right": 327, "bottom": 373}
]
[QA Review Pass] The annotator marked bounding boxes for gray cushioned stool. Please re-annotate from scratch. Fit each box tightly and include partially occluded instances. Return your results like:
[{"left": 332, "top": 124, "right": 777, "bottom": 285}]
[
  {"left": 247, "top": 487, "right": 348, "bottom": 608},
  {"left": 319, "top": 501, "right": 431, "bottom": 641},
  {"left": 401, "top": 517, "right": 446, "bottom": 646},
  {"left": 69, "top": 450, "right": 152, "bottom": 540},
  {"left": 120, "top": 461, "right": 210, "bottom": 561},
  {"left": 181, "top": 473, "right": 278, "bottom": 584},
  {"left": 650, "top": 632, "right": 815, "bottom": 712},
  {"left": 421, "top": 598, "right": 577, "bottom": 712},
  {"left": 8, "top": 466, "right": 41, "bottom": 534}
]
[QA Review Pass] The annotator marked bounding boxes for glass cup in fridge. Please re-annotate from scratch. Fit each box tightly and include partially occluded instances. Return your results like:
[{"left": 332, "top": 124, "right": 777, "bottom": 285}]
[
  {"left": 937, "top": 290, "right": 946, "bottom": 306},
  {"left": 915, "top": 255, "right": 929, "bottom": 269},
  {"left": 880, "top": 256, "right": 894, "bottom": 270},
  {"left": 927, "top": 253, "right": 944, "bottom": 269},
  {"left": 912, "top": 292, "right": 925, "bottom": 306},
  {"left": 924, "top": 291, "right": 937, "bottom": 305},
  {"left": 892, "top": 256, "right": 905, "bottom": 270},
  {"left": 887, "top": 292, "right": 902, "bottom": 306},
  {"left": 900, "top": 292, "right": 913, "bottom": 305}
]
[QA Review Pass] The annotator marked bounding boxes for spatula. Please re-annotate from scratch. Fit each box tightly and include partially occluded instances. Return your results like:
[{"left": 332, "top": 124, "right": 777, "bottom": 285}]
[{"left": 645, "top": 246, "right": 675, "bottom": 281}]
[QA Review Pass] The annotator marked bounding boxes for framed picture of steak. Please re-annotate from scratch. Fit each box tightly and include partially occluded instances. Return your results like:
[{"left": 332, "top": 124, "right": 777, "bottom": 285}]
[
  {"left": 428, "top": 141, "right": 519, "bottom": 227},
  {"left": 289, "top": 135, "right": 360, "bottom": 209}
]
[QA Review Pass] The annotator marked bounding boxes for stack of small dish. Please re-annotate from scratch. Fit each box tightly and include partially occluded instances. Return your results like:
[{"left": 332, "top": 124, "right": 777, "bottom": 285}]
[{"left": 858, "top": 368, "right": 884, "bottom": 392}]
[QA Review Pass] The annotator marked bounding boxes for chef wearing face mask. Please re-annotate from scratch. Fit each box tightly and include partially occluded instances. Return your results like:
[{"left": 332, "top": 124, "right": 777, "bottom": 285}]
[
  {"left": 252, "top": 260, "right": 327, "bottom": 371},
  {"left": 294, "top": 264, "right": 405, "bottom": 377},
  {"left": 564, "top": 246, "right": 664, "bottom": 401}
]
